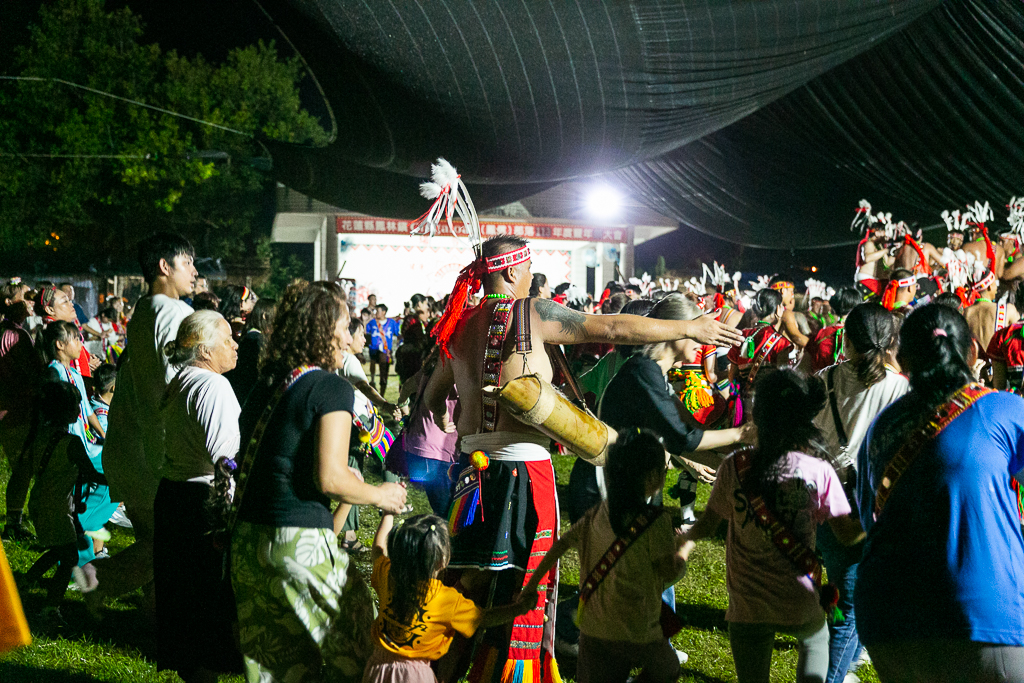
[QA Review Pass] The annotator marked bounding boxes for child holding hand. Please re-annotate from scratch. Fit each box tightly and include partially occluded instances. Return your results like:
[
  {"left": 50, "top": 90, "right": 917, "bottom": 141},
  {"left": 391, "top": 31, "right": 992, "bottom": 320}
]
[
  {"left": 524, "top": 430, "right": 688, "bottom": 683},
  {"left": 363, "top": 513, "right": 531, "bottom": 683}
]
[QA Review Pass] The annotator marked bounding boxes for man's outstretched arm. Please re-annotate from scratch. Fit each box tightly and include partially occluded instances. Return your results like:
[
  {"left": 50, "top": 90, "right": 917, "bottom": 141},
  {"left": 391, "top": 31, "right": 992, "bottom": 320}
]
[{"left": 531, "top": 298, "right": 743, "bottom": 348}]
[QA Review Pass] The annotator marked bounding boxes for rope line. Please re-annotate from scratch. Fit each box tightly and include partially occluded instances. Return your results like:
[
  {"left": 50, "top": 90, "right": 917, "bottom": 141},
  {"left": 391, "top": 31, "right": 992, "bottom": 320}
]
[{"left": 0, "top": 76, "right": 251, "bottom": 136}]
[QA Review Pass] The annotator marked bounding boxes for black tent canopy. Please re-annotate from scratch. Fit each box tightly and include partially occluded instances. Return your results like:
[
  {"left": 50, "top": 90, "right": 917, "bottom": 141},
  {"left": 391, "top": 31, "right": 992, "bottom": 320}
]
[{"left": 260, "top": 0, "right": 1022, "bottom": 247}]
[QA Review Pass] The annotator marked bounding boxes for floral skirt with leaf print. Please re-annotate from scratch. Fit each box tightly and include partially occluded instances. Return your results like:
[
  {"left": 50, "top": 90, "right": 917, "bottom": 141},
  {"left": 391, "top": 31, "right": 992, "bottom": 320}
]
[{"left": 232, "top": 522, "right": 376, "bottom": 683}]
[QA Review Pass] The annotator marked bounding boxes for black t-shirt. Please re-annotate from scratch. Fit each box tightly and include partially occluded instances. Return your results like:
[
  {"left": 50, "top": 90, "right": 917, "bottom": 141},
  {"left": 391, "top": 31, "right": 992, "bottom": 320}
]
[
  {"left": 237, "top": 369, "right": 355, "bottom": 529},
  {"left": 568, "top": 354, "right": 705, "bottom": 522},
  {"left": 599, "top": 354, "right": 704, "bottom": 454}
]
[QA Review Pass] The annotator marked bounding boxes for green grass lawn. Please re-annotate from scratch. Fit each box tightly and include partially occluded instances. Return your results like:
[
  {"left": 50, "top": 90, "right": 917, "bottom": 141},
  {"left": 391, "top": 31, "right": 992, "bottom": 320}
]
[{"left": 0, "top": 372, "right": 880, "bottom": 682}]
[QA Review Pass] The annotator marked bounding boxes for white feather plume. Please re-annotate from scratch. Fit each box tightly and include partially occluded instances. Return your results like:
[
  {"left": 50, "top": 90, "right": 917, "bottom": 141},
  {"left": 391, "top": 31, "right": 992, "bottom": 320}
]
[
  {"left": 851, "top": 199, "right": 875, "bottom": 233},
  {"left": 1008, "top": 197, "right": 1024, "bottom": 238},
  {"left": 564, "top": 284, "right": 588, "bottom": 307},
  {"left": 942, "top": 209, "right": 969, "bottom": 233},
  {"left": 419, "top": 181, "right": 442, "bottom": 200},
  {"left": 657, "top": 277, "right": 681, "bottom": 292},
  {"left": 804, "top": 279, "right": 827, "bottom": 301},
  {"left": 967, "top": 200, "right": 993, "bottom": 226},
  {"left": 409, "top": 157, "right": 482, "bottom": 256},
  {"left": 749, "top": 275, "right": 771, "bottom": 292}
]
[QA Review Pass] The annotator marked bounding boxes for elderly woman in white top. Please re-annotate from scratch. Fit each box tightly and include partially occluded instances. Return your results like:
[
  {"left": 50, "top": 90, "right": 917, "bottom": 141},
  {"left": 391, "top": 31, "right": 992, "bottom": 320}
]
[{"left": 153, "top": 310, "right": 243, "bottom": 683}]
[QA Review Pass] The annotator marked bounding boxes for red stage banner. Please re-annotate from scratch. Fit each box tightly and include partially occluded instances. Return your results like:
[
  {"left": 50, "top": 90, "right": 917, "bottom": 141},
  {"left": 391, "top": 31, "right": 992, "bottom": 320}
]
[{"left": 336, "top": 215, "right": 630, "bottom": 244}]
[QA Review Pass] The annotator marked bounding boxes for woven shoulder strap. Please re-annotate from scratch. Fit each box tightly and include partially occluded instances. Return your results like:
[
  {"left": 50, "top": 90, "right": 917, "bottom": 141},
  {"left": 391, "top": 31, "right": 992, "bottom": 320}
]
[
  {"left": 748, "top": 329, "right": 783, "bottom": 386},
  {"left": 734, "top": 448, "right": 820, "bottom": 580},
  {"left": 578, "top": 507, "right": 661, "bottom": 608},
  {"left": 873, "top": 383, "right": 992, "bottom": 519}
]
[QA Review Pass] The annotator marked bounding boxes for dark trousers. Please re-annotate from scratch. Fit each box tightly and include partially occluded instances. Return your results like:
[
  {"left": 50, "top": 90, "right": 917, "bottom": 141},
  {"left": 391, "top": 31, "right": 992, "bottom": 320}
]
[
  {"left": 370, "top": 349, "right": 391, "bottom": 392},
  {"left": 869, "top": 640, "right": 1024, "bottom": 683}
]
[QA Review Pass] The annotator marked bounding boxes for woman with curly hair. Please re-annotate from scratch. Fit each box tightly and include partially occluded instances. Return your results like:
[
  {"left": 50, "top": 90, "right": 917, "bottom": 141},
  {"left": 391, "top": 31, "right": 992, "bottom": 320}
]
[{"left": 231, "top": 281, "right": 408, "bottom": 683}]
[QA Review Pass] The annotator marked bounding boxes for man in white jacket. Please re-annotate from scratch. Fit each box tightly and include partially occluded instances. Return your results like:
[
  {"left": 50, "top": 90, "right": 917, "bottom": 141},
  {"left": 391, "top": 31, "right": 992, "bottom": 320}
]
[{"left": 75, "top": 233, "right": 197, "bottom": 618}]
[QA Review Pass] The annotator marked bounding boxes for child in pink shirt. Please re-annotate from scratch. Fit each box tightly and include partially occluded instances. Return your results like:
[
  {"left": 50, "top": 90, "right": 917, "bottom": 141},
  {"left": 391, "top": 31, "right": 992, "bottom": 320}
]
[{"left": 682, "top": 368, "right": 864, "bottom": 683}]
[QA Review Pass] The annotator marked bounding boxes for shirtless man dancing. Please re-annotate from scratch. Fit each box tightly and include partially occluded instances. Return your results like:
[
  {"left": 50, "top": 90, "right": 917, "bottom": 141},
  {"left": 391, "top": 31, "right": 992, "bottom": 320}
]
[
  {"left": 424, "top": 235, "right": 743, "bottom": 682},
  {"left": 965, "top": 270, "right": 1019, "bottom": 364},
  {"left": 855, "top": 222, "right": 893, "bottom": 296}
]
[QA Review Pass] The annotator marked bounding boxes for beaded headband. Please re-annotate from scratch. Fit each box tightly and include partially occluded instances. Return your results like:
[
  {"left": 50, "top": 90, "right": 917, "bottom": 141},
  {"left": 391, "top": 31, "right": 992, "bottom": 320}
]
[
  {"left": 973, "top": 271, "right": 996, "bottom": 292},
  {"left": 770, "top": 281, "right": 794, "bottom": 291},
  {"left": 484, "top": 245, "right": 531, "bottom": 274}
]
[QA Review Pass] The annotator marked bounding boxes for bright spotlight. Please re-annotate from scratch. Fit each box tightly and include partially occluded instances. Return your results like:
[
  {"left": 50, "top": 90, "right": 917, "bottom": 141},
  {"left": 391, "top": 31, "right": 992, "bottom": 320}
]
[{"left": 585, "top": 185, "right": 622, "bottom": 220}]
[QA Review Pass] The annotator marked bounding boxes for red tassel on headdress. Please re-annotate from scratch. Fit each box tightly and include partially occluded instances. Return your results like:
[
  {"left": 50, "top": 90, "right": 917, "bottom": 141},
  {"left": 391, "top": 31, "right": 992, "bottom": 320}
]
[
  {"left": 432, "top": 260, "right": 485, "bottom": 358},
  {"left": 713, "top": 292, "right": 726, "bottom": 309},
  {"left": 954, "top": 286, "right": 972, "bottom": 308},
  {"left": 979, "top": 224, "right": 996, "bottom": 270},
  {"left": 903, "top": 234, "right": 931, "bottom": 275},
  {"left": 881, "top": 281, "right": 899, "bottom": 311}
]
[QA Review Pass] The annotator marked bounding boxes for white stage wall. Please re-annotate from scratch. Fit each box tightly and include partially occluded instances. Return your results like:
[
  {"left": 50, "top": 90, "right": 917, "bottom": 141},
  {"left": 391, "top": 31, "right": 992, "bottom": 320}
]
[{"left": 338, "top": 238, "right": 572, "bottom": 310}]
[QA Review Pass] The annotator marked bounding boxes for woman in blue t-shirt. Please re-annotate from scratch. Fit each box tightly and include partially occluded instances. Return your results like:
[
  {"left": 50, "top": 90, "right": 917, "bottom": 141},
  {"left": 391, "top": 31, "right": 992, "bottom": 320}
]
[
  {"left": 230, "top": 281, "right": 408, "bottom": 683},
  {"left": 856, "top": 304, "right": 1024, "bottom": 681}
]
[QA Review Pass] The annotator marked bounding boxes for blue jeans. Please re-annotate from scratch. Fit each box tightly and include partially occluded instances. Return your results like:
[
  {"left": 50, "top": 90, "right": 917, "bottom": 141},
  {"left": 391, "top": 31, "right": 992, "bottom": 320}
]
[
  {"left": 817, "top": 521, "right": 865, "bottom": 683},
  {"left": 405, "top": 453, "right": 454, "bottom": 516}
]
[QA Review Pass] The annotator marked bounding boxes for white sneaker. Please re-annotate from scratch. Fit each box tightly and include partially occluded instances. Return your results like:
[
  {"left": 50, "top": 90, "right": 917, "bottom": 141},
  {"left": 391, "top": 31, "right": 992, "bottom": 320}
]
[
  {"left": 674, "top": 648, "right": 689, "bottom": 665},
  {"left": 843, "top": 673, "right": 861, "bottom": 683},
  {"left": 108, "top": 506, "right": 132, "bottom": 528},
  {"left": 854, "top": 649, "right": 872, "bottom": 668}
]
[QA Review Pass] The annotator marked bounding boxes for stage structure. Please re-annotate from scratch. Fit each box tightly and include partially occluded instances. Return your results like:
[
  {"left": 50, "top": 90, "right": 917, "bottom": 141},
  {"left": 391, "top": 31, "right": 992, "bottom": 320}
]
[{"left": 271, "top": 187, "right": 674, "bottom": 309}]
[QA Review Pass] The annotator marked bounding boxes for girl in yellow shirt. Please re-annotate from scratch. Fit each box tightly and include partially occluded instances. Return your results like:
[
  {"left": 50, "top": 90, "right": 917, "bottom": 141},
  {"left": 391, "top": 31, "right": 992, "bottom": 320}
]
[{"left": 364, "top": 513, "right": 531, "bottom": 683}]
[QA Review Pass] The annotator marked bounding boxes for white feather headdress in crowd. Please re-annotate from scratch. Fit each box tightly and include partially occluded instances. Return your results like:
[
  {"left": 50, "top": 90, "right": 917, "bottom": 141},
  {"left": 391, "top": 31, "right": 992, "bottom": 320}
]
[
  {"left": 943, "top": 250, "right": 978, "bottom": 290},
  {"left": 851, "top": 199, "right": 876, "bottom": 234},
  {"left": 702, "top": 261, "right": 732, "bottom": 290},
  {"left": 804, "top": 279, "right": 828, "bottom": 301},
  {"left": 1007, "top": 197, "right": 1024, "bottom": 238},
  {"left": 682, "top": 277, "right": 702, "bottom": 296},
  {"left": 657, "top": 277, "right": 681, "bottom": 292},
  {"left": 564, "top": 284, "right": 589, "bottom": 308},
  {"left": 628, "top": 272, "right": 655, "bottom": 297},
  {"left": 942, "top": 209, "right": 970, "bottom": 234},
  {"left": 966, "top": 200, "right": 993, "bottom": 229},
  {"left": 410, "top": 158, "right": 482, "bottom": 257},
  {"left": 749, "top": 275, "right": 771, "bottom": 292}
]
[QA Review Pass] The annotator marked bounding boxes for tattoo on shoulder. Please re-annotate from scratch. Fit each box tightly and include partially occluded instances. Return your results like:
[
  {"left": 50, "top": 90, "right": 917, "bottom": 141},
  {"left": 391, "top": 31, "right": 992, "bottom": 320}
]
[{"left": 535, "top": 297, "right": 587, "bottom": 341}]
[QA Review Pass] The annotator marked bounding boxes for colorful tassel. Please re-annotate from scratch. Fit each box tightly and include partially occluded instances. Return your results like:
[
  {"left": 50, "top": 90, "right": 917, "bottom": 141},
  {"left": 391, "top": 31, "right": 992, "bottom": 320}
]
[{"left": 448, "top": 467, "right": 483, "bottom": 535}]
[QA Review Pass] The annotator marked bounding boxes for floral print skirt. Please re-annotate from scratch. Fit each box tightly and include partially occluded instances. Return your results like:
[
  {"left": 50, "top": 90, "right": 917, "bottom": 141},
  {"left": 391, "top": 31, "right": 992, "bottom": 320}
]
[{"left": 232, "top": 522, "right": 375, "bottom": 683}]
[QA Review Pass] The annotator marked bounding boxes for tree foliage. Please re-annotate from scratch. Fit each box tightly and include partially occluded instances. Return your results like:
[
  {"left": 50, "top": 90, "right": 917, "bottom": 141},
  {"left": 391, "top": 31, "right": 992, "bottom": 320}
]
[{"left": 0, "top": 0, "right": 328, "bottom": 271}]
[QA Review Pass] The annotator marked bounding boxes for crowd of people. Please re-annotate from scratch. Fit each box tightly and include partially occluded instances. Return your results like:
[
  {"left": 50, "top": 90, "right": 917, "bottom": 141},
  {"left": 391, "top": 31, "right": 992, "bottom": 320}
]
[{"left": 0, "top": 194, "right": 1022, "bottom": 683}]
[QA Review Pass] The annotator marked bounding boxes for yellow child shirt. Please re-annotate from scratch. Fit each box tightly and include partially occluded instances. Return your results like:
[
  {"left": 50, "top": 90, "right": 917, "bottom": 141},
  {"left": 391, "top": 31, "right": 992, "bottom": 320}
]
[{"left": 371, "top": 555, "right": 485, "bottom": 660}]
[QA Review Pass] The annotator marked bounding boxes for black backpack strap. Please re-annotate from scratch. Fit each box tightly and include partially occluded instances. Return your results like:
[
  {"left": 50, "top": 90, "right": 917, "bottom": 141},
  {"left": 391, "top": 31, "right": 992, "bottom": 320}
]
[{"left": 826, "top": 366, "right": 849, "bottom": 449}]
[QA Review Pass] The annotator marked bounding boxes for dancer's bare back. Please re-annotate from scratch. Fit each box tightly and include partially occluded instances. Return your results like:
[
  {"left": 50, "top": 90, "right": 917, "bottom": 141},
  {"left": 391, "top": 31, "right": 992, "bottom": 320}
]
[{"left": 424, "top": 297, "right": 744, "bottom": 436}]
